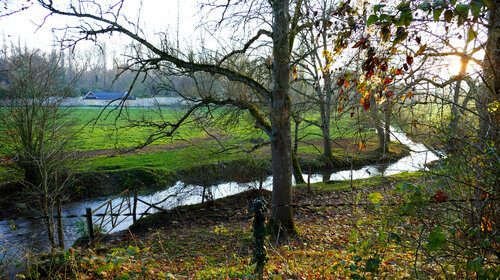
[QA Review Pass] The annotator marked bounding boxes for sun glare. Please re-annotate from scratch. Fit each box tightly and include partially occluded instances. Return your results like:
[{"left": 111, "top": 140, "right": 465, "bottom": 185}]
[{"left": 444, "top": 53, "right": 483, "bottom": 77}]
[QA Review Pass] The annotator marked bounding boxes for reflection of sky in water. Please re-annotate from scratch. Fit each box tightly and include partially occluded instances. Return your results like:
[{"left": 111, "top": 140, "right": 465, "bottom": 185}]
[{"left": 0, "top": 127, "right": 440, "bottom": 266}]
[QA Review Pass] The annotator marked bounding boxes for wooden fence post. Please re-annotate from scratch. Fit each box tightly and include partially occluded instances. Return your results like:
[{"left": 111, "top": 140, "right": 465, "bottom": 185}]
[
  {"left": 251, "top": 199, "right": 268, "bottom": 279},
  {"left": 308, "top": 166, "right": 311, "bottom": 193},
  {"left": 259, "top": 170, "right": 264, "bottom": 196},
  {"left": 86, "top": 207, "right": 94, "bottom": 242},
  {"left": 133, "top": 190, "right": 138, "bottom": 223},
  {"left": 57, "top": 199, "right": 64, "bottom": 249}
]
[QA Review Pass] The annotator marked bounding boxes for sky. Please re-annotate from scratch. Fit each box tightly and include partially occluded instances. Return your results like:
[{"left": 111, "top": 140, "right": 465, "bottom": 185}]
[
  {"left": 0, "top": 0, "right": 484, "bottom": 80},
  {"left": 0, "top": 0, "right": 201, "bottom": 57}
]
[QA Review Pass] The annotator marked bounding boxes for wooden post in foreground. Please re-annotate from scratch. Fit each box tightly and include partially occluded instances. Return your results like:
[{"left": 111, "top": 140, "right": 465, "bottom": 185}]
[
  {"left": 259, "top": 170, "right": 264, "bottom": 196},
  {"left": 86, "top": 207, "right": 94, "bottom": 242},
  {"left": 307, "top": 166, "right": 311, "bottom": 193},
  {"left": 133, "top": 190, "right": 138, "bottom": 223},
  {"left": 57, "top": 199, "right": 64, "bottom": 249}
]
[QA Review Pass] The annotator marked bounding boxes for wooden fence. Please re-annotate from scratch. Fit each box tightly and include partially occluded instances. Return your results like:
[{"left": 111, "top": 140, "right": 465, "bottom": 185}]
[{"left": 83, "top": 189, "right": 174, "bottom": 244}]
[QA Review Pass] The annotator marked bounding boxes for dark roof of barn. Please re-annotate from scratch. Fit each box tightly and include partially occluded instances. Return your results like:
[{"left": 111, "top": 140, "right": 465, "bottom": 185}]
[{"left": 84, "top": 91, "right": 134, "bottom": 100}]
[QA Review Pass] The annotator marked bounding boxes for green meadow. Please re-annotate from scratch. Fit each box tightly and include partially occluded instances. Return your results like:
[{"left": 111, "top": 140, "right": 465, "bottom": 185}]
[
  {"left": 65, "top": 106, "right": 382, "bottom": 171},
  {"left": 1, "top": 105, "right": 392, "bottom": 179}
]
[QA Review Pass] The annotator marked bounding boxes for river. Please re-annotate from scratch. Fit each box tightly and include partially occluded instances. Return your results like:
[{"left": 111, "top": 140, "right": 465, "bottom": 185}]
[{"left": 0, "top": 127, "right": 439, "bottom": 272}]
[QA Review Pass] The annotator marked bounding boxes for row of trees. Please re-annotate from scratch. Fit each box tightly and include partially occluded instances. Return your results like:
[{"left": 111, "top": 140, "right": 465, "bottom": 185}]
[{"left": 0, "top": 41, "right": 186, "bottom": 96}]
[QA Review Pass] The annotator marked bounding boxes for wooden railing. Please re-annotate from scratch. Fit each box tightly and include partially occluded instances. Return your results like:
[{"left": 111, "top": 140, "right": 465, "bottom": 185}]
[{"left": 86, "top": 189, "right": 132, "bottom": 242}]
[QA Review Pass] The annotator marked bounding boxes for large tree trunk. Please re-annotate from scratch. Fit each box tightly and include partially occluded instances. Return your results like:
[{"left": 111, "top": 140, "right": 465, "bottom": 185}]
[
  {"left": 482, "top": 2, "right": 500, "bottom": 153},
  {"left": 480, "top": 1, "right": 500, "bottom": 236},
  {"left": 268, "top": 0, "right": 296, "bottom": 234}
]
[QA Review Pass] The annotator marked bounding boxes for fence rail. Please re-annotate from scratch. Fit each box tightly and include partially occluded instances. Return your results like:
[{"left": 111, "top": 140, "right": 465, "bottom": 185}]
[{"left": 1, "top": 197, "right": 497, "bottom": 222}]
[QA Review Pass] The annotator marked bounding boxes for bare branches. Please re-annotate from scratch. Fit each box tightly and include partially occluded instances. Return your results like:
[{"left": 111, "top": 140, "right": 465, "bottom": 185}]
[
  {"left": 218, "top": 29, "right": 272, "bottom": 66},
  {"left": 38, "top": 0, "right": 273, "bottom": 101},
  {"left": 0, "top": 0, "right": 33, "bottom": 18}
]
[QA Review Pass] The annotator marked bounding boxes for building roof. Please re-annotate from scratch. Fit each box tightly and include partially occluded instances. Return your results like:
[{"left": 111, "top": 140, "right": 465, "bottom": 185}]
[{"left": 83, "top": 91, "right": 135, "bottom": 100}]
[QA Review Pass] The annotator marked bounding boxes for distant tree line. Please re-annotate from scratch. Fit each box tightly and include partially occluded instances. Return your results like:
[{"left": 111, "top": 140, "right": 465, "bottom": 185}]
[{"left": 0, "top": 42, "right": 188, "bottom": 97}]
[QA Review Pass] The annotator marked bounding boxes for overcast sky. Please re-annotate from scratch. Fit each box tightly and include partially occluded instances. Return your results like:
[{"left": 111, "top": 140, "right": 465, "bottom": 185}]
[
  {"left": 0, "top": 0, "right": 483, "bottom": 79},
  {"left": 0, "top": 0, "right": 200, "bottom": 55}
]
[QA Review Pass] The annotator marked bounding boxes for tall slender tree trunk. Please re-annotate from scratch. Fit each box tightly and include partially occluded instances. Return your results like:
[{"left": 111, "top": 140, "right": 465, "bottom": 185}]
[
  {"left": 383, "top": 101, "right": 392, "bottom": 155},
  {"left": 292, "top": 116, "right": 306, "bottom": 184},
  {"left": 370, "top": 94, "right": 388, "bottom": 154},
  {"left": 447, "top": 51, "right": 469, "bottom": 151},
  {"left": 320, "top": 24, "right": 334, "bottom": 166},
  {"left": 292, "top": 151, "right": 305, "bottom": 184},
  {"left": 319, "top": 85, "right": 334, "bottom": 165},
  {"left": 269, "top": 0, "right": 295, "bottom": 234}
]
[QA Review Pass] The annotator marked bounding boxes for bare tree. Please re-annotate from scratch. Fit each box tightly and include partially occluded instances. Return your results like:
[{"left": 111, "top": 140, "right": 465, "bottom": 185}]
[
  {"left": 34, "top": 0, "right": 318, "bottom": 233},
  {"left": 0, "top": 49, "right": 79, "bottom": 249}
]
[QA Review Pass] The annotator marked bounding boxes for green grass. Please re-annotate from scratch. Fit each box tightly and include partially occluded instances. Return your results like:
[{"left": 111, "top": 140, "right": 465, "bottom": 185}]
[
  {"left": 1, "top": 105, "right": 400, "bottom": 179},
  {"left": 63, "top": 107, "right": 372, "bottom": 151},
  {"left": 66, "top": 107, "right": 210, "bottom": 151},
  {"left": 83, "top": 141, "right": 252, "bottom": 172}
]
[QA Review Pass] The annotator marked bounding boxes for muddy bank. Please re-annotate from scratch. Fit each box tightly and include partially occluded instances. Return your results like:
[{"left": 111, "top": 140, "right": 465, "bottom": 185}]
[
  {"left": 128, "top": 189, "right": 271, "bottom": 235},
  {"left": 0, "top": 159, "right": 270, "bottom": 220}
]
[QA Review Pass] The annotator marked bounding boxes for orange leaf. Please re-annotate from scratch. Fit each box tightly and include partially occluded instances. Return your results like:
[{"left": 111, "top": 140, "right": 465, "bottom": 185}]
[
  {"left": 361, "top": 96, "right": 371, "bottom": 110},
  {"left": 408, "top": 92, "right": 413, "bottom": 99},
  {"left": 377, "top": 62, "right": 388, "bottom": 71},
  {"left": 383, "top": 77, "right": 393, "bottom": 85},
  {"left": 359, "top": 141, "right": 366, "bottom": 149},
  {"left": 292, "top": 66, "right": 297, "bottom": 82}
]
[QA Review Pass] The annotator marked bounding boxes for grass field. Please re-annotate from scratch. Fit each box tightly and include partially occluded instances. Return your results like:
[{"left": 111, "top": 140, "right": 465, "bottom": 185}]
[
  {"left": 66, "top": 107, "right": 210, "bottom": 151},
  {"left": 1, "top": 105, "right": 386, "bottom": 180},
  {"left": 71, "top": 106, "right": 383, "bottom": 172},
  {"left": 63, "top": 106, "right": 372, "bottom": 151}
]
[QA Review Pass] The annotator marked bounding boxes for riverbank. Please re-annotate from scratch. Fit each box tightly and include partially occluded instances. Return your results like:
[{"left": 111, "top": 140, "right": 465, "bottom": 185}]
[
  {"left": 25, "top": 171, "right": 479, "bottom": 280},
  {"left": 0, "top": 138, "right": 409, "bottom": 220}
]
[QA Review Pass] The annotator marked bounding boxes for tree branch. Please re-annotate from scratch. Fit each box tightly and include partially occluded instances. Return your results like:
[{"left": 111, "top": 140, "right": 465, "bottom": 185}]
[
  {"left": 38, "top": 0, "right": 273, "bottom": 101},
  {"left": 218, "top": 29, "right": 272, "bottom": 66}
]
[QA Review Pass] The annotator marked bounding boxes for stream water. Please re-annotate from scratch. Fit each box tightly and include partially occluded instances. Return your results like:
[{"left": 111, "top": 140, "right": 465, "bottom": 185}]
[{"left": 0, "top": 128, "right": 440, "bottom": 270}]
